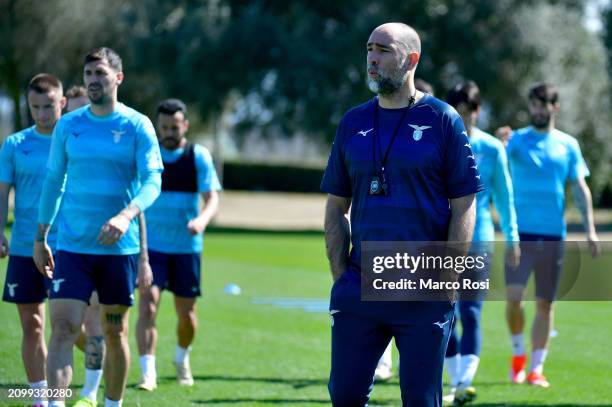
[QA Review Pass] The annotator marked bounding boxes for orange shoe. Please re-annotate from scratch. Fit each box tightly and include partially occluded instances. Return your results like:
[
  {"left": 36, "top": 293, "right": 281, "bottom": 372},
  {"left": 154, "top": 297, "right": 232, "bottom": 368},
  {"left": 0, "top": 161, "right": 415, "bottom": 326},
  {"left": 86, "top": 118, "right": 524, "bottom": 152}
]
[
  {"left": 509, "top": 355, "right": 526, "bottom": 384},
  {"left": 527, "top": 371, "right": 550, "bottom": 388}
]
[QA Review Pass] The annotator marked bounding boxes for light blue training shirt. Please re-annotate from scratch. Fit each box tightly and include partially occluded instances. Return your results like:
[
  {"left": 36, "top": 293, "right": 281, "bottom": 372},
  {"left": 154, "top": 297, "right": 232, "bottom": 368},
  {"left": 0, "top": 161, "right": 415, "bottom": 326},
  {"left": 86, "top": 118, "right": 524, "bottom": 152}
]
[
  {"left": 146, "top": 144, "right": 221, "bottom": 254},
  {"left": 507, "top": 126, "right": 589, "bottom": 237},
  {"left": 38, "top": 103, "right": 163, "bottom": 255},
  {"left": 0, "top": 126, "right": 58, "bottom": 256},
  {"left": 470, "top": 127, "right": 519, "bottom": 245}
]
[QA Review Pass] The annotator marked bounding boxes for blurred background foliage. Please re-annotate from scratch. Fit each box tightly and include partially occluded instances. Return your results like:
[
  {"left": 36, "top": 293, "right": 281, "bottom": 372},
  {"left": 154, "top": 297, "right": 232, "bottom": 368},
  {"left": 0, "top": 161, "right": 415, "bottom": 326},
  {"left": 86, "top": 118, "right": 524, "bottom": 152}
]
[{"left": 1, "top": 0, "right": 611, "bottom": 202}]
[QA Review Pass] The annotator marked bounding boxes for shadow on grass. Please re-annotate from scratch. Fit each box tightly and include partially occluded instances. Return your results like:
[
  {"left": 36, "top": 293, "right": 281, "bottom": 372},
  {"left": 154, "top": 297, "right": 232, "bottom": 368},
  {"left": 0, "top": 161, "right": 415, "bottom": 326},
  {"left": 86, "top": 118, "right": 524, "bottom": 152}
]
[
  {"left": 475, "top": 405, "right": 612, "bottom": 407},
  {"left": 207, "top": 226, "right": 323, "bottom": 236},
  {"left": 193, "top": 398, "right": 398, "bottom": 405},
  {"left": 158, "top": 374, "right": 399, "bottom": 390},
  {"left": 193, "top": 398, "right": 329, "bottom": 405},
  {"left": 192, "top": 399, "right": 611, "bottom": 406}
]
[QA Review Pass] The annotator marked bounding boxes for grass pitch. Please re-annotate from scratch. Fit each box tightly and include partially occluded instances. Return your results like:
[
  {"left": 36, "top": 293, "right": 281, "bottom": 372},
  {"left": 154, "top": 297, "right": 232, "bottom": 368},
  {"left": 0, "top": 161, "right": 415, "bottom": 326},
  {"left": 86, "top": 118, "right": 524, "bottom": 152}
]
[{"left": 0, "top": 231, "right": 611, "bottom": 406}]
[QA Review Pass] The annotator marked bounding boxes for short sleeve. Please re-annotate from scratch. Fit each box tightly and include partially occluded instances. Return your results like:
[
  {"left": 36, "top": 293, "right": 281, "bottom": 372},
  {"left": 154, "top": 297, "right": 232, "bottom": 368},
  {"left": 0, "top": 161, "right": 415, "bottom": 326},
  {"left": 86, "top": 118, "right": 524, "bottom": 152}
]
[
  {"left": 0, "top": 137, "right": 16, "bottom": 184},
  {"left": 136, "top": 116, "right": 164, "bottom": 174},
  {"left": 567, "top": 138, "right": 589, "bottom": 181},
  {"left": 194, "top": 145, "right": 221, "bottom": 192},
  {"left": 321, "top": 117, "right": 352, "bottom": 197},
  {"left": 442, "top": 110, "right": 485, "bottom": 199}
]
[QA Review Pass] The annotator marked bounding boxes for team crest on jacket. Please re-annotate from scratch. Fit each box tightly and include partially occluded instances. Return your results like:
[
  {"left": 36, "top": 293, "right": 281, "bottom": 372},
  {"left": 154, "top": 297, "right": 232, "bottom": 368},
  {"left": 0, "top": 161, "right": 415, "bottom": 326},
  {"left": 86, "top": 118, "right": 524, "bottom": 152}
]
[{"left": 408, "top": 124, "right": 431, "bottom": 141}]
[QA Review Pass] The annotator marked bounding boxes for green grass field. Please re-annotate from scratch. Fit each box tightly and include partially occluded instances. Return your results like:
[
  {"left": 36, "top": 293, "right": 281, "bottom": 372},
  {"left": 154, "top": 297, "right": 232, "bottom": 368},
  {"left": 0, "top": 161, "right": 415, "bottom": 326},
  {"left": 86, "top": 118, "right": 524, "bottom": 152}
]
[{"left": 0, "top": 231, "right": 611, "bottom": 406}]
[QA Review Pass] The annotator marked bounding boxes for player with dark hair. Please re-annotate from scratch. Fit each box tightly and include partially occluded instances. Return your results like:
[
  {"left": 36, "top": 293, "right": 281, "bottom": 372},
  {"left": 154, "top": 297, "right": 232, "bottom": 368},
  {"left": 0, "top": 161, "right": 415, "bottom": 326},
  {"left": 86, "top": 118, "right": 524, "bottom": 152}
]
[
  {"left": 62, "top": 86, "right": 153, "bottom": 407},
  {"left": 135, "top": 98, "right": 220, "bottom": 390},
  {"left": 497, "top": 82, "right": 600, "bottom": 388},
  {"left": 34, "top": 47, "right": 162, "bottom": 407},
  {"left": 444, "top": 80, "right": 519, "bottom": 404},
  {"left": 65, "top": 86, "right": 89, "bottom": 112}
]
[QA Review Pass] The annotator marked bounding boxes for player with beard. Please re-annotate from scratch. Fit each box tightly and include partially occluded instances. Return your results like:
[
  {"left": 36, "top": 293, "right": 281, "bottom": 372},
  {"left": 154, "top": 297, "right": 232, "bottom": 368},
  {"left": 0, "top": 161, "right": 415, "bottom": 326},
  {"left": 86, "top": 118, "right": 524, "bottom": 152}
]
[
  {"left": 34, "top": 47, "right": 162, "bottom": 407},
  {"left": 322, "top": 23, "right": 483, "bottom": 406},
  {"left": 135, "top": 99, "right": 220, "bottom": 390},
  {"left": 374, "top": 77, "right": 436, "bottom": 383},
  {"left": 496, "top": 83, "right": 600, "bottom": 388},
  {"left": 63, "top": 86, "right": 153, "bottom": 407}
]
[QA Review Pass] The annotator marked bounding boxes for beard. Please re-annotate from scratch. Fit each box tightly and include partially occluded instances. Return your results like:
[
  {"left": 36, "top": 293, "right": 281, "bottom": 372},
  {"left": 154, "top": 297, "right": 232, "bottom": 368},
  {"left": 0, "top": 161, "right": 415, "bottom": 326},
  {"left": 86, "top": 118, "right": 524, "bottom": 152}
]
[
  {"left": 87, "top": 85, "right": 109, "bottom": 105},
  {"left": 367, "top": 61, "right": 409, "bottom": 95},
  {"left": 530, "top": 112, "right": 551, "bottom": 129},
  {"left": 160, "top": 137, "right": 181, "bottom": 150}
]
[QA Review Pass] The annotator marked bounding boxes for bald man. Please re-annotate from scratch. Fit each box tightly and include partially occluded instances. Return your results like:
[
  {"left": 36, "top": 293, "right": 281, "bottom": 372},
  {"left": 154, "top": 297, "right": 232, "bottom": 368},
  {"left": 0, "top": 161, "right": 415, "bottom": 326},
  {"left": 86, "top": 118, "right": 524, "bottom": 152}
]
[{"left": 322, "top": 23, "right": 482, "bottom": 406}]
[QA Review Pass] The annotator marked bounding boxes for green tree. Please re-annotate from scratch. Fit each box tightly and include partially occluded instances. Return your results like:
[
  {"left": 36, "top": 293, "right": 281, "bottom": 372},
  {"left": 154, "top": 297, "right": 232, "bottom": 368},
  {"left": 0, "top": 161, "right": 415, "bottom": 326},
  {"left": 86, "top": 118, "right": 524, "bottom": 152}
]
[
  {"left": 0, "top": 0, "right": 125, "bottom": 130},
  {"left": 509, "top": 3, "right": 611, "bottom": 201}
]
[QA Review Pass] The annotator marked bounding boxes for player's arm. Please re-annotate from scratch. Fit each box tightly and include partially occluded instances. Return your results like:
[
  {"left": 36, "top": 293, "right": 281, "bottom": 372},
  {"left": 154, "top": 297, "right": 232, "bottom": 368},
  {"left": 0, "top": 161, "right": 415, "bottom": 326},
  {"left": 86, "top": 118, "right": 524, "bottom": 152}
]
[
  {"left": 0, "top": 139, "right": 15, "bottom": 258},
  {"left": 495, "top": 125, "right": 513, "bottom": 147},
  {"left": 324, "top": 194, "right": 351, "bottom": 281},
  {"left": 136, "top": 212, "right": 153, "bottom": 291},
  {"left": 99, "top": 116, "right": 163, "bottom": 245},
  {"left": 187, "top": 190, "right": 219, "bottom": 235},
  {"left": 491, "top": 147, "right": 520, "bottom": 268},
  {"left": 35, "top": 120, "right": 68, "bottom": 276},
  {"left": 447, "top": 194, "right": 476, "bottom": 254},
  {"left": 97, "top": 179, "right": 161, "bottom": 245},
  {"left": 188, "top": 145, "right": 221, "bottom": 235},
  {"left": 97, "top": 202, "right": 144, "bottom": 245},
  {"left": 570, "top": 177, "right": 600, "bottom": 257},
  {"left": 443, "top": 111, "right": 478, "bottom": 250},
  {"left": 0, "top": 182, "right": 10, "bottom": 257}
]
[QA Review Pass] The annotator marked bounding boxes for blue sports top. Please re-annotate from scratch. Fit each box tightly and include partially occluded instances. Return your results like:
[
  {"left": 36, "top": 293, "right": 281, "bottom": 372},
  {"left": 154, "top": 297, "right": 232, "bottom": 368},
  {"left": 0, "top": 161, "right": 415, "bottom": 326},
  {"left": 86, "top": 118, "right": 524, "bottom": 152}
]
[
  {"left": 470, "top": 127, "right": 518, "bottom": 244},
  {"left": 38, "top": 103, "right": 163, "bottom": 255},
  {"left": 321, "top": 95, "right": 484, "bottom": 271},
  {"left": 0, "top": 126, "right": 58, "bottom": 256},
  {"left": 507, "top": 126, "right": 589, "bottom": 237},
  {"left": 146, "top": 144, "right": 221, "bottom": 254}
]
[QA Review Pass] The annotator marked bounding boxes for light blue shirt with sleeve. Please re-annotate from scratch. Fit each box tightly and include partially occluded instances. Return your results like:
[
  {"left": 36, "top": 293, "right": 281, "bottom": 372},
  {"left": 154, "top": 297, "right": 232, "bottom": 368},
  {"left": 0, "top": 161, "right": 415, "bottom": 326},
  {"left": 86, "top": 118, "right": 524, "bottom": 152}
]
[
  {"left": 38, "top": 104, "right": 163, "bottom": 255},
  {"left": 0, "top": 126, "right": 58, "bottom": 256},
  {"left": 470, "top": 127, "right": 519, "bottom": 248},
  {"left": 506, "top": 126, "right": 589, "bottom": 237},
  {"left": 146, "top": 144, "right": 221, "bottom": 254}
]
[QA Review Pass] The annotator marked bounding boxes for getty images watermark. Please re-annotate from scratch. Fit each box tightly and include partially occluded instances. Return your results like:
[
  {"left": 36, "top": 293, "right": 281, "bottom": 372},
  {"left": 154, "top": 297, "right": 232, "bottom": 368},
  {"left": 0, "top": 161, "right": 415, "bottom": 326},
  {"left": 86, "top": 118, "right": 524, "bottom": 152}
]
[{"left": 360, "top": 241, "right": 612, "bottom": 302}]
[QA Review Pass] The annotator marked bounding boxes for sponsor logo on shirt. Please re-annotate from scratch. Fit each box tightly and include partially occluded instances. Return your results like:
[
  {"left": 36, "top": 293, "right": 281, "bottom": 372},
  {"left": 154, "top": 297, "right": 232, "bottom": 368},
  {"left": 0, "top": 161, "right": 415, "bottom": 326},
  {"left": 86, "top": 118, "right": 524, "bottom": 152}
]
[
  {"left": 357, "top": 128, "right": 373, "bottom": 137},
  {"left": 434, "top": 319, "right": 449, "bottom": 329}
]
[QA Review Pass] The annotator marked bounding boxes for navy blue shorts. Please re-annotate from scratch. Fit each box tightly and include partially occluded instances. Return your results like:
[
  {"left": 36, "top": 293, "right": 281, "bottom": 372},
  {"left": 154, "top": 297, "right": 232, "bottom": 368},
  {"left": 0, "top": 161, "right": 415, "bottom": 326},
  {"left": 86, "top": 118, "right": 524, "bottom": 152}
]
[
  {"left": 505, "top": 233, "right": 564, "bottom": 301},
  {"left": 2, "top": 255, "right": 51, "bottom": 304},
  {"left": 149, "top": 250, "right": 201, "bottom": 297},
  {"left": 49, "top": 250, "right": 138, "bottom": 306},
  {"left": 329, "top": 269, "right": 454, "bottom": 406}
]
